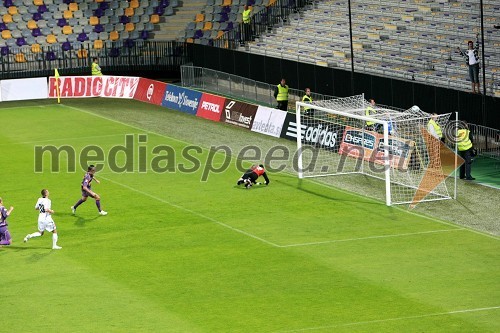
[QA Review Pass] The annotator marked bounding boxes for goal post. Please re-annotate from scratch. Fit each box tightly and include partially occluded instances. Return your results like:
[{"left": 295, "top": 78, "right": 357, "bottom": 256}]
[{"left": 294, "top": 95, "right": 456, "bottom": 207}]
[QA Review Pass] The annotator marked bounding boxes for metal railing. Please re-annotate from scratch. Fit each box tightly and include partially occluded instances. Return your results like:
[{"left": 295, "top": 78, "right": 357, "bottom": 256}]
[
  {"left": 0, "top": 40, "right": 190, "bottom": 79},
  {"left": 180, "top": 64, "right": 335, "bottom": 111},
  {"left": 469, "top": 124, "right": 500, "bottom": 159}
]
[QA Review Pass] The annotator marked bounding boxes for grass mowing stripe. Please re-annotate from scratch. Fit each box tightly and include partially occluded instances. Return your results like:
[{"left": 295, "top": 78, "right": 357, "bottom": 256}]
[
  {"left": 0, "top": 133, "right": 125, "bottom": 146},
  {"left": 98, "top": 174, "right": 282, "bottom": 248},
  {"left": 65, "top": 103, "right": 500, "bottom": 241},
  {"left": 274, "top": 305, "right": 500, "bottom": 332},
  {"left": 279, "top": 228, "right": 464, "bottom": 248}
]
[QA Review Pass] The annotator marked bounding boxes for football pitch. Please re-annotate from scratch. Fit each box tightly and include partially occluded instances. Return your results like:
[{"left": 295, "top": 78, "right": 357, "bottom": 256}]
[{"left": 1, "top": 98, "right": 499, "bottom": 332}]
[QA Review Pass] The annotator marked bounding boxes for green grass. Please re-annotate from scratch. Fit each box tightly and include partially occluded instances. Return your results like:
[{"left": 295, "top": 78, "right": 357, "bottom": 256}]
[{"left": 0, "top": 99, "right": 499, "bottom": 332}]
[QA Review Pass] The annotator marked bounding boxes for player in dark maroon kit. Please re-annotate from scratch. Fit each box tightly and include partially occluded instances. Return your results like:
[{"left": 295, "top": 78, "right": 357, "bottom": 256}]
[
  {"left": 237, "top": 164, "right": 270, "bottom": 189},
  {"left": 71, "top": 165, "right": 107, "bottom": 215}
]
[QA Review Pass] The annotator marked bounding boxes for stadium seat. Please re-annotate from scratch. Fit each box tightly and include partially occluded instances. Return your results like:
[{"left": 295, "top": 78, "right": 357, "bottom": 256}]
[
  {"left": 1, "top": 30, "right": 12, "bottom": 39},
  {"left": 77, "top": 48, "right": 87, "bottom": 58},
  {"left": 150, "top": 14, "right": 159, "bottom": 23},
  {"left": 69, "top": 2, "right": 78, "bottom": 12},
  {"left": 16, "top": 37, "right": 26, "bottom": 46},
  {"left": 3, "top": 14, "right": 13, "bottom": 23},
  {"left": 46, "top": 34, "right": 56, "bottom": 43},
  {"left": 34, "top": 0, "right": 43, "bottom": 5},
  {"left": 125, "top": 22, "right": 134, "bottom": 32},
  {"left": 8, "top": 6, "right": 18, "bottom": 15},
  {"left": 195, "top": 13, "right": 204, "bottom": 23},
  {"left": 15, "top": 52, "right": 26, "bottom": 62},
  {"left": 130, "top": 0, "right": 139, "bottom": 9},
  {"left": 63, "top": 10, "right": 72, "bottom": 19},
  {"left": 125, "top": 7, "right": 134, "bottom": 17},
  {"left": 109, "top": 30, "right": 119, "bottom": 41},
  {"left": 93, "top": 39, "right": 103, "bottom": 49},
  {"left": 62, "top": 25, "right": 72, "bottom": 34},
  {"left": 31, "top": 43, "right": 41, "bottom": 53}
]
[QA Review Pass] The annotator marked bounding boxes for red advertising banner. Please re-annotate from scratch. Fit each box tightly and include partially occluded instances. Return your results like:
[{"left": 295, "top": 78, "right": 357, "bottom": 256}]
[
  {"left": 339, "top": 126, "right": 414, "bottom": 170},
  {"left": 196, "top": 93, "right": 226, "bottom": 122},
  {"left": 133, "top": 78, "right": 167, "bottom": 105},
  {"left": 48, "top": 76, "right": 139, "bottom": 98}
]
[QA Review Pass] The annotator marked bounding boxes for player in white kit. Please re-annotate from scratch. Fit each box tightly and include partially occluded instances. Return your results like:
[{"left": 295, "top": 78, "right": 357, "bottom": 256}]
[{"left": 24, "top": 189, "right": 62, "bottom": 250}]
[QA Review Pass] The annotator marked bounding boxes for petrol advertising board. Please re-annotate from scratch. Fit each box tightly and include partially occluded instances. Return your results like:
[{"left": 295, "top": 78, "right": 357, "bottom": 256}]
[{"left": 196, "top": 93, "right": 226, "bottom": 122}]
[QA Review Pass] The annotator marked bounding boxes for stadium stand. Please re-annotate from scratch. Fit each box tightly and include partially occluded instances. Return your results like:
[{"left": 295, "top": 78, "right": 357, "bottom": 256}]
[{"left": 179, "top": 0, "right": 499, "bottom": 96}]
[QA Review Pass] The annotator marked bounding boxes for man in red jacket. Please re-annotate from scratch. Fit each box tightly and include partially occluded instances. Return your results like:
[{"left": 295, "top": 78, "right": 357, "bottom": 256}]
[{"left": 237, "top": 164, "right": 270, "bottom": 189}]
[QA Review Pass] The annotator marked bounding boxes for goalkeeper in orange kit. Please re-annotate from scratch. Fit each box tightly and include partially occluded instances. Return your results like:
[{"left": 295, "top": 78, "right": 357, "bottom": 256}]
[{"left": 237, "top": 164, "right": 270, "bottom": 189}]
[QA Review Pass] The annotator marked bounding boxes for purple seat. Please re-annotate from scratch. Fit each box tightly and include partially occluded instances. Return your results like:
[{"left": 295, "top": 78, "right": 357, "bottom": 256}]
[
  {"left": 124, "top": 39, "right": 135, "bottom": 48},
  {"left": 46, "top": 51, "right": 56, "bottom": 61},
  {"left": 94, "top": 24, "right": 104, "bottom": 33},
  {"left": 63, "top": 0, "right": 72, "bottom": 4},
  {"left": 1, "top": 46, "right": 9, "bottom": 56},
  {"left": 62, "top": 41, "right": 71, "bottom": 51},
  {"left": 3, "top": 0, "right": 13, "bottom": 7},
  {"left": 99, "top": 2, "right": 109, "bottom": 10},
  {"left": 94, "top": 8, "right": 103, "bottom": 18},
  {"left": 222, "top": 6, "right": 231, "bottom": 13},
  {"left": 57, "top": 18, "right": 67, "bottom": 27},
  {"left": 32, "top": 28, "right": 42, "bottom": 37},
  {"left": 160, "top": 0, "right": 169, "bottom": 8},
  {"left": 77, "top": 32, "right": 88, "bottom": 42},
  {"left": 155, "top": 6, "right": 165, "bottom": 15},
  {"left": 220, "top": 13, "right": 229, "bottom": 22},
  {"left": 120, "top": 15, "right": 130, "bottom": 24},
  {"left": 140, "top": 30, "right": 149, "bottom": 39},
  {"left": 32, "top": 12, "right": 42, "bottom": 21},
  {"left": 109, "top": 47, "right": 119, "bottom": 57},
  {"left": 194, "top": 29, "right": 203, "bottom": 38},
  {"left": 0, "top": 22, "right": 6, "bottom": 31},
  {"left": 16, "top": 37, "right": 27, "bottom": 46},
  {"left": 226, "top": 22, "right": 233, "bottom": 30},
  {"left": 37, "top": 4, "right": 47, "bottom": 13}
]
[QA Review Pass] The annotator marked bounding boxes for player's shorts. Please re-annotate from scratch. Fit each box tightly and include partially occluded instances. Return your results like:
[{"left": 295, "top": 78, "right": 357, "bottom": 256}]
[
  {"left": 82, "top": 188, "right": 95, "bottom": 198},
  {"left": 242, "top": 171, "right": 258, "bottom": 183},
  {"left": 38, "top": 218, "right": 56, "bottom": 233}
]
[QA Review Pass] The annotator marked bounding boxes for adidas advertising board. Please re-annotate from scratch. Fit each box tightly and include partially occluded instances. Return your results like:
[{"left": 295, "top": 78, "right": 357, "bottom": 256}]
[
  {"left": 196, "top": 93, "right": 226, "bottom": 122},
  {"left": 161, "top": 84, "right": 202, "bottom": 115},
  {"left": 251, "top": 106, "right": 287, "bottom": 138},
  {"left": 221, "top": 99, "right": 257, "bottom": 129},
  {"left": 280, "top": 113, "right": 342, "bottom": 150},
  {"left": 133, "top": 78, "right": 167, "bottom": 105}
]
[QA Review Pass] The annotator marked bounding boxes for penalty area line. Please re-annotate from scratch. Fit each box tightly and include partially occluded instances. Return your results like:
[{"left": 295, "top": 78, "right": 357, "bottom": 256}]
[
  {"left": 99, "top": 175, "right": 281, "bottom": 248},
  {"left": 279, "top": 228, "right": 464, "bottom": 248},
  {"left": 274, "top": 305, "right": 500, "bottom": 332}
]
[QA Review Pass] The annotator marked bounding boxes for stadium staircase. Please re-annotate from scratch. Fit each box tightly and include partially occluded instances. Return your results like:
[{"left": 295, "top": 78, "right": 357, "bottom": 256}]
[{"left": 151, "top": 0, "right": 207, "bottom": 40}]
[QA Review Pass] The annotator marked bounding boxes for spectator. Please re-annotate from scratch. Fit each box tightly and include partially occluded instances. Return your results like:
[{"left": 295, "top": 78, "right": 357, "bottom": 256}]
[
  {"left": 457, "top": 34, "right": 480, "bottom": 94},
  {"left": 302, "top": 88, "right": 313, "bottom": 115},
  {"left": 274, "top": 78, "right": 289, "bottom": 111},
  {"left": 457, "top": 122, "right": 475, "bottom": 180}
]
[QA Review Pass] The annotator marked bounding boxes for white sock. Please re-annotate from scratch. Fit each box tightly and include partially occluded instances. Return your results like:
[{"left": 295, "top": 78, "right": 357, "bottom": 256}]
[
  {"left": 28, "top": 232, "right": 42, "bottom": 239},
  {"left": 52, "top": 233, "right": 58, "bottom": 247}
]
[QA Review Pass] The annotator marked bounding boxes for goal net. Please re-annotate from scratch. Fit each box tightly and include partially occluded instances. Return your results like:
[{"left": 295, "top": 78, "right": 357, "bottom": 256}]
[{"left": 295, "top": 95, "right": 458, "bottom": 206}]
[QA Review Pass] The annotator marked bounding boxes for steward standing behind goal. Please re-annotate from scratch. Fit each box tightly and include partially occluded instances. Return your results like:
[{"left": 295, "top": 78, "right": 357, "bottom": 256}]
[
  {"left": 274, "top": 78, "right": 289, "bottom": 111},
  {"left": 365, "top": 98, "right": 377, "bottom": 131},
  {"left": 237, "top": 164, "right": 270, "bottom": 189},
  {"left": 302, "top": 88, "right": 313, "bottom": 116},
  {"left": 427, "top": 113, "right": 445, "bottom": 142}
]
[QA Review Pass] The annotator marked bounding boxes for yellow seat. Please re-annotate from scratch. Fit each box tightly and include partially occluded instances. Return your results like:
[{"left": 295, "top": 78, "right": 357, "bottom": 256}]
[
  {"left": 68, "top": 3, "right": 78, "bottom": 11},
  {"left": 34, "top": 0, "right": 44, "bottom": 5},
  {"left": 31, "top": 43, "right": 42, "bottom": 53},
  {"left": 95, "top": 0, "right": 103, "bottom": 2},
  {"left": 223, "top": 0, "right": 232, "bottom": 5},
  {"left": 62, "top": 25, "right": 73, "bottom": 34},
  {"left": 2, "top": 14, "right": 13, "bottom": 23},
  {"left": 125, "top": 7, "right": 134, "bottom": 17},
  {"left": 89, "top": 16, "right": 99, "bottom": 26},
  {"left": 150, "top": 14, "right": 159, "bottom": 24},
  {"left": 195, "top": 14, "right": 204, "bottom": 22},
  {"left": 216, "top": 30, "right": 224, "bottom": 39},
  {"left": 77, "top": 49, "right": 88, "bottom": 58},
  {"left": 125, "top": 22, "right": 134, "bottom": 32},
  {"left": 130, "top": 0, "right": 139, "bottom": 9},
  {"left": 109, "top": 31, "right": 119, "bottom": 41},
  {"left": 186, "top": 38, "right": 194, "bottom": 43},
  {"left": 203, "top": 22, "right": 212, "bottom": 30},
  {"left": 47, "top": 34, "right": 57, "bottom": 43},
  {"left": 15, "top": 53, "right": 26, "bottom": 63},
  {"left": 8, "top": 6, "right": 18, "bottom": 15},
  {"left": 27, "top": 20, "right": 38, "bottom": 30},
  {"left": 64, "top": 10, "right": 73, "bottom": 19},
  {"left": 1, "top": 30, "right": 12, "bottom": 39},
  {"left": 93, "top": 39, "right": 103, "bottom": 49}
]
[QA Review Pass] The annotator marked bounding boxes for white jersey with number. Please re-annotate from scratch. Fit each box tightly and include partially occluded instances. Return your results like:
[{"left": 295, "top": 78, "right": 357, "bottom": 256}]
[{"left": 35, "top": 197, "right": 54, "bottom": 223}]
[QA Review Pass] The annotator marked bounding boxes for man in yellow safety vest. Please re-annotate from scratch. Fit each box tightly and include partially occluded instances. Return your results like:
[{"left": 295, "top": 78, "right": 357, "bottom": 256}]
[
  {"left": 242, "top": 5, "right": 252, "bottom": 43},
  {"left": 302, "top": 88, "right": 313, "bottom": 115},
  {"left": 274, "top": 78, "right": 289, "bottom": 111},
  {"left": 91, "top": 58, "right": 102, "bottom": 76},
  {"left": 457, "top": 122, "right": 475, "bottom": 180},
  {"left": 365, "top": 98, "right": 377, "bottom": 131},
  {"left": 427, "top": 113, "right": 444, "bottom": 142}
]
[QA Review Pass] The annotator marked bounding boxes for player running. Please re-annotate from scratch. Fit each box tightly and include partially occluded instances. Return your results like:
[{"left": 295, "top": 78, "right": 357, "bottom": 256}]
[
  {"left": 237, "top": 164, "right": 270, "bottom": 189},
  {"left": 0, "top": 197, "right": 14, "bottom": 247},
  {"left": 24, "top": 189, "right": 62, "bottom": 250},
  {"left": 71, "top": 165, "right": 107, "bottom": 216}
]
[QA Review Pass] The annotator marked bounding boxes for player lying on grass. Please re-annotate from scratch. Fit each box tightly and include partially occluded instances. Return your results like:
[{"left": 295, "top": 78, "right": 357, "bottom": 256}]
[
  {"left": 24, "top": 189, "right": 62, "bottom": 250},
  {"left": 0, "top": 197, "right": 14, "bottom": 247},
  {"left": 237, "top": 164, "right": 270, "bottom": 189},
  {"left": 71, "top": 165, "right": 107, "bottom": 216}
]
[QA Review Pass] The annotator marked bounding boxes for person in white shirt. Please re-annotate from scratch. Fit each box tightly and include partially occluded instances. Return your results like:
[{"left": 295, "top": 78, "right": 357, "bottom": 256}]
[
  {"left": 24, "top": 189, "right": 61, "bottom": 250},
  {"left": 457, "top": 34, "right": 480, "bottom": 94}
]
